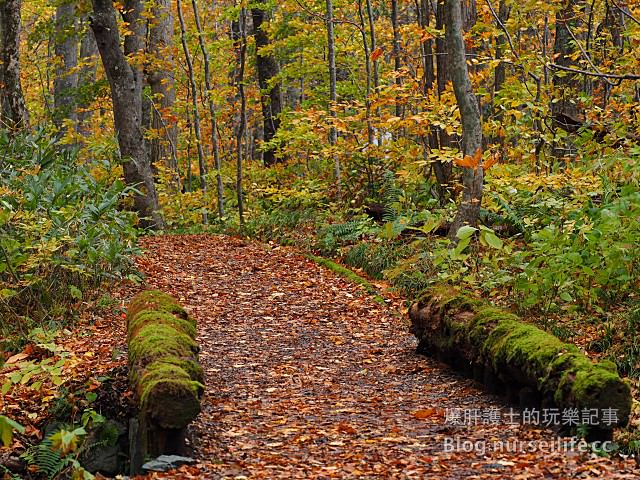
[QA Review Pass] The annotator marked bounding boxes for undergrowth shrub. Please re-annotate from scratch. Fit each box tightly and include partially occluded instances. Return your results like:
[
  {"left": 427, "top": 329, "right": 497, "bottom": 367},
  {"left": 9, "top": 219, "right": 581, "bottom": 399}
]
[
  {"left": 0, "top": 132, "right": 138, "bottom": 337},
  {"left": 513, "top": 186, "right": 640, "bottom": 313},
  {"left": 344, "top": 241, "right": 411, "bottom": 279}
]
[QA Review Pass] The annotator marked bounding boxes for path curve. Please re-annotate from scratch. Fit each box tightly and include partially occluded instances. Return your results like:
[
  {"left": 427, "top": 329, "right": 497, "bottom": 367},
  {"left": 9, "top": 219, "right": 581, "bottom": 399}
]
[{"left": 135, "top": 234, "right": 639, "bottom": 479}]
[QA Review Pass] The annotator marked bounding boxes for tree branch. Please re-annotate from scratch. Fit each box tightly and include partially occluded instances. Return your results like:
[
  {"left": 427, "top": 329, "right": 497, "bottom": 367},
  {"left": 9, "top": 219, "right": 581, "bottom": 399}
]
[
  {"left": 609, "top": 0, "right": 640, "bottom": 27},
  {"left": 548, "top": 62, "right": 640, "bottom": 82}
]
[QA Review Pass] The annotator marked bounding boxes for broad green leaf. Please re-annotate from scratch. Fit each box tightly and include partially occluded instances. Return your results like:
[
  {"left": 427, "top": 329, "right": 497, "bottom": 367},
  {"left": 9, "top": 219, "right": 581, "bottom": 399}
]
[
  {"left": 560, "top": 292, "right": 573, "bottom": 302},
  {"left": 0, "top": 415, "right": 25, "bottom": 447},
  {"left": 456, "top": 225, "right": 477, "bottom": 240},
  {"left": 483, "top": 231, "right": 503, "bottom": 250}
]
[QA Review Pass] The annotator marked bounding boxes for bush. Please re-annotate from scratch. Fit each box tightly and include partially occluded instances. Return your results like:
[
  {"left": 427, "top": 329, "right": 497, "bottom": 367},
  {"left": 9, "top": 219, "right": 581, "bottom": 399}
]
[
  {"left": 514, "top": 186, "right": 640, "bottom": 312},
  {"left": 0, "top": 132, "right": 138, "bottom": 335}
]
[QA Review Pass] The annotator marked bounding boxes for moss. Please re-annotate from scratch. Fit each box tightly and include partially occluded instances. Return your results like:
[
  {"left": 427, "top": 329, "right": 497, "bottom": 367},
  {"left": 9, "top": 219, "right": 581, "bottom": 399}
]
[
  {"left": 128, "top": 310, "right": 196, "bottom": 341},
  {"left": 305, "top": 254, "right": 385, "bottom": 304},
  {"left": 128, "top": 323, "right": 198, "bottom": 365},
  {"left": 410, "top": 286, "right": 632, "bottom": 429},
  {"left": 139, "top": 363, "right": 203, "bottom": 429},
  {"left": 128, "top": 290, "right": 188, "bottom": 322},
  {"left": 156, "top": 356, "right": 205, "bottom": 384}
]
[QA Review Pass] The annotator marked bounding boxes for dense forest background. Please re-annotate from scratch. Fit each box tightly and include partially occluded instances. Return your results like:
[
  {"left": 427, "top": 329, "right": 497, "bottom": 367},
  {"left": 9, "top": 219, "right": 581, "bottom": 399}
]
[{"left": 1, "top": 0, "right": 640, "bottom": 473}]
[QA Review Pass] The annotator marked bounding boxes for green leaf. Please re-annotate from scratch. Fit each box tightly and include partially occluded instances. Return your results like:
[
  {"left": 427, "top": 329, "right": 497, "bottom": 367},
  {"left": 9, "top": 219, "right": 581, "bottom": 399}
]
[
  {"left": 483, "top": 231, "right": 503, "bottom": 250},
  {"left": 560, "top": 292, "right": 573, "bottom": 302},
  {"left": 0, "top": 415, "right": 25, "bottom": 447},
  {"left": 69, "top": 285, "right": 83, "bottom": 300},
  {"left": 456, "top": 225, "right": 477, "bottom": 240}
]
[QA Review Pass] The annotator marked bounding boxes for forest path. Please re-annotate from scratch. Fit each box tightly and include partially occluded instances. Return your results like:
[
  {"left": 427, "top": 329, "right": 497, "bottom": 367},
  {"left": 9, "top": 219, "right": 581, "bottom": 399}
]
[{"left": 135, "top": 234, "right": 636, "bottom": 479}]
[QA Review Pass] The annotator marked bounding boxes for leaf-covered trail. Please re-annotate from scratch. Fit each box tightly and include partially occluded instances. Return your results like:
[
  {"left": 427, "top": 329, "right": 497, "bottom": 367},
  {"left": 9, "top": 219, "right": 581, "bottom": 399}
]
[{"left": 134, "top": 235, "right": 638, "bottom": 479}]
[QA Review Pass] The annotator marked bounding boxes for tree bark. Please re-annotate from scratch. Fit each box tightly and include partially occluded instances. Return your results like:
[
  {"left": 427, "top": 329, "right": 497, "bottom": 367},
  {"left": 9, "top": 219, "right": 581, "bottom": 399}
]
[
  {"left": 552, "top": 0, "right": 585, "bottom": 146},
  {"left": 90, "top": 0, "right": 164, "bottom": 229},
  {"left": 445, "top": 0, "right": 484, "bottom": 239},
  {"left": 53, "top": 2, "right": 79, "bottom": 129},
  {"left": 234, "top": 8, "right": 247, "bottom": 226},
  {"left": 77, "top": 25, "right": 98, "bottom": 137},
  {"left": 192, "top": 0, "right": 224, "bottom": 219},
  {"left": 148, "top": 0, "right": 178, "bottom": 174},
  {"left": 391, "top": 0, "right": 403, "bottom": 119},
  {"left": 0, "top": 0, "right": 28, "bottom": 130},
  {"left": 177, "top": 0, "right": 208, "bottom": 224},
  {"left": 326, "top": 0, "right": 340, "bottom": 196},
  {"left": 252, "top": 1, "right": 283, "bottom": 167}
]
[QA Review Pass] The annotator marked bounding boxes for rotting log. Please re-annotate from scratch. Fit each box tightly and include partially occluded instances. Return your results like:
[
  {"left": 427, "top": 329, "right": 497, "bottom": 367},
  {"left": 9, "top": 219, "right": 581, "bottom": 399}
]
[
  {"left": 127, "top": 290, "right": 204, "bottom": 473},
  {"left": 409, "top": 287, "right": 631, "bottom": 440}
]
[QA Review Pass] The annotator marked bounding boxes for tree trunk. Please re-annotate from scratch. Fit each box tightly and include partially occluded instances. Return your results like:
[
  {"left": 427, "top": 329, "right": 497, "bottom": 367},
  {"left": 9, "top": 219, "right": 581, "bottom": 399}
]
[
  {"left": 391, "top": 0, "right": 403, "bottom": 119},
  {"left": 53, "top": 2, "right": 79, "bottom": 130},
  {"left": 90, "top": 0, "right": 164, "bottom": 229},
  {"left": 148, "top": 0, "right": 178, "bottom": 174},
  {"left": 0, "top": 0, "right": 28, "bottom": 130},
  {"left": 445, "top": 0, "right": 483, "bottom": 239},
  {"left": 326, "top": 0, "right": 340, "bottom": 196},
  {"left": 493, "top": 0, "right": 510, "bottom": 98},
  {"left": 252, "top": 1, "right": 283, "bottom": 167},
  {"left": 77, "top": 25, "right": 98, "bottom": 137},
  {"left": 234, "top": 8, "right": 247, "bottom": 226},
  {"left": 552, "top": 0, "right": 585, "bottom": 158},
  {"left": 365, "top": 0, "right": 379, "bottom": 92},
  {"left": 177, "top": 0, "right": 208, "bottom": 225},
  {"left": 192, "top": 0, "right": 224, "bottom": 219}
]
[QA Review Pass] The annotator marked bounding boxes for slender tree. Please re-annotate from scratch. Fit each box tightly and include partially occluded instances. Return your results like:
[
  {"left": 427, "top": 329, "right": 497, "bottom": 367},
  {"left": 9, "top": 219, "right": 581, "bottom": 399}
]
[
  {"left": 445, "top": 0, "right": 484, "bottom": 239},
  {"left": 191, "top": 0, "right": 224, "bottom": 219},
  {"left": 391, "top": 0, "right": 403, "bottom": 119},
  {"left": 90, "top": 0, "right": 164, "bottom": 229},
  {"left": 177, "top": 0, "right": 208, "bottom": 224},
  {"left": 252, "top": 0, "right": 283, "bottom": 166},
  {"left": 53, "top": 1, "right": 79, "bottom": 129},
  {"left": 326, "top": 0, "right": 340, "bottom": 195},
  {"left": 147, "top": 0, "right": 178, "bottom": 174},
  {"left": 0, "top": 0, "right": 28, "bottom": 130},
  {"left": 234, "top": 8, "right": 248, "bottom": 226}
]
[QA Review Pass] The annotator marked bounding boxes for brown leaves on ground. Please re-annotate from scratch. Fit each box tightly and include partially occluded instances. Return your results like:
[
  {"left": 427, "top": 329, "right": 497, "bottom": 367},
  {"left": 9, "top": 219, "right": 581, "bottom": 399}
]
[
  {"left": 130, "top": 234, "right": 640, "bottom": 479},
  {"left": 4, "top": 233, "right": 639, "bottom": 479}
]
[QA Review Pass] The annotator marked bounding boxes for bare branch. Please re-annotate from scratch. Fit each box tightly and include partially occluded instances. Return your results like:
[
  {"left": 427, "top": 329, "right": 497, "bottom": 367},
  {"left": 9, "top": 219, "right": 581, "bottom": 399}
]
[
  {"left": 609, "top": 0, "right": 640, "bottom": 27},
  {"left": 548, "top": 62, "right": 640, "bottom": 82}
]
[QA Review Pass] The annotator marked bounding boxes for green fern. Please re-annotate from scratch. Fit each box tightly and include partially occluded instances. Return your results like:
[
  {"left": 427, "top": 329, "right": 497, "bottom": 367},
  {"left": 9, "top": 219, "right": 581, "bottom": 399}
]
[
  {"left": 379, "top": 170, "right": 403, "bottom": 222},
  {"left": 21, "top": 438, "right": 67, "bottom": 480},
  {"left": 344, "top": 243, "right": 370, "bottom": 270},
  {"left": 485, "top": 191, "right": 526, "bottom": 234}
]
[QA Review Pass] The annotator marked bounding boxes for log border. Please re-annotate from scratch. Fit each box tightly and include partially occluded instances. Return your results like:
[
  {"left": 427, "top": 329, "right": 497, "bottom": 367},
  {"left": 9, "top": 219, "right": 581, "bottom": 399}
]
[
  {"left": 409, "top": 287, "right": 631, "bottom": 440},
  {"left": 126, "top": 290, "right": 204, "bottom": 473}
]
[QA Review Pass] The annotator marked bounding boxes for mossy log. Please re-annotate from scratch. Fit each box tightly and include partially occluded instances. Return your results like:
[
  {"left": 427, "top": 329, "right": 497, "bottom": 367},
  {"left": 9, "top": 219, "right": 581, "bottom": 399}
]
[
  {"left": 127, "top": 290, "right": 204, "bottom": 471},
  {"left": 409, "top": 287, "right": 631, "bottom": 439}
]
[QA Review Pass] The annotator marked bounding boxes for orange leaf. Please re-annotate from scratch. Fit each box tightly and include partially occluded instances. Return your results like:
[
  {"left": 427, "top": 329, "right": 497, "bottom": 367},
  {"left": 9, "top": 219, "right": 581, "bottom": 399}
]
[
  {"left": 453, "top": 148, "right": 483, "bottom": 170},
  {"left": 413, "top": 408, "right": 442, "bottom": 419},
  {"left": 371, "top": 47, "right": 383, "bottom": 61},
  {"left": 483, "top": 152, "right": 500, "bottom": 170}
]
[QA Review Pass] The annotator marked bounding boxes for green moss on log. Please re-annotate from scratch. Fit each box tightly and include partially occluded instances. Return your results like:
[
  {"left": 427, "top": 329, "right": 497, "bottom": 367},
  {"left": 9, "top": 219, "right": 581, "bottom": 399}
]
[
  {"left": 128, "top": 323, "right": 198, "bottom": 365},
  {"left": 127, "top": 290, "right": 203, "bottom": 433},
  {"left": 138, "top": 361, "right": 203, "bottom": 429},
  {"left": 305, "top": 254, "right": 385, "bottom": 304},
  {"left": 409, "top": 288, "right": 631, "bottom": 431},
  {"left": 128, "top": 310, "right": 197, "bottom": 341},
  {"left": 127, "top": 290, "right": 189, "bottom": 322}
]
